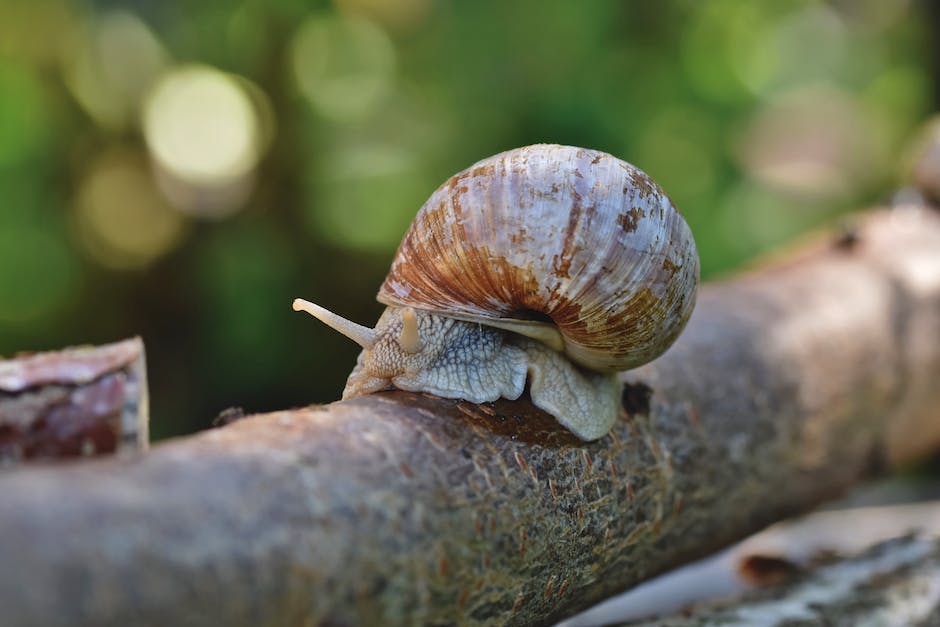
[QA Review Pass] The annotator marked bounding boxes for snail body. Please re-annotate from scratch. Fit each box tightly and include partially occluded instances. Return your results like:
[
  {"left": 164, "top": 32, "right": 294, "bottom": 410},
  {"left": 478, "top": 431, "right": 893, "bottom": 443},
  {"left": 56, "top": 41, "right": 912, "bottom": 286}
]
[{"left": 294, "top": 144, "right": 698, "bottom": 440}]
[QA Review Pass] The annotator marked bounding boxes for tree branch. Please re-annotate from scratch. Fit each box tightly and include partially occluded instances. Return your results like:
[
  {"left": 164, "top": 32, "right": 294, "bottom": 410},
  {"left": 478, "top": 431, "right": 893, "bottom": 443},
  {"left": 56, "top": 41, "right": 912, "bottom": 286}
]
[
  {"left": 560, "top": 500, "right": 940, "bottom": 624},
  {"left": 625, "top": 534, "right": 940, "bottom": 626},
  {"left": 0, "top": 338, "right": 148, "bottom": 464},
  {"left": 0, "top": 206, "right": 939, "bottom": 626}
]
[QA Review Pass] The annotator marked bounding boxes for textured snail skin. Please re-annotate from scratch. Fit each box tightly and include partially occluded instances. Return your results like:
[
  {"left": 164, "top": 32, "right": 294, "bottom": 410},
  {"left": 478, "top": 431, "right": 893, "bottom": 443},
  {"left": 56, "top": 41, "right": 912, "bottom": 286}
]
[
  {"left": 298, "top": 144, "right": 698, "bottom": 441},
  {"left": 342, "top": 307, "right": 621, "bottom": 441}
]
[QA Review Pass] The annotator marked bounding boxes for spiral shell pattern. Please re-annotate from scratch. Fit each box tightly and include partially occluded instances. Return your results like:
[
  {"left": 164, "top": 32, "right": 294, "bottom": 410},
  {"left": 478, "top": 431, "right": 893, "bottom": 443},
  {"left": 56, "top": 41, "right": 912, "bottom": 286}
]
[{"left": 378, "top": 144, "right": 699, "bottom": 372}]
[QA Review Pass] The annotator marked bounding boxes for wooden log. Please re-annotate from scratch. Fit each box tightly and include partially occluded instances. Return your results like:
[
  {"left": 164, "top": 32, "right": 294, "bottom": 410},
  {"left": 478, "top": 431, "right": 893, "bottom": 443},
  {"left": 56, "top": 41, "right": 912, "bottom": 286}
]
[
  {"left": 560, "top": 499, "right": 940, "bottom": 625},
  {"left": 0, "top": 338, "right": 148, "bottom": 465},
  {"left": 621, "top": 534, "right": 940, "bottom": 626},
  {"left": 0, "top": 205, "right": 938, "bottom": 626}
]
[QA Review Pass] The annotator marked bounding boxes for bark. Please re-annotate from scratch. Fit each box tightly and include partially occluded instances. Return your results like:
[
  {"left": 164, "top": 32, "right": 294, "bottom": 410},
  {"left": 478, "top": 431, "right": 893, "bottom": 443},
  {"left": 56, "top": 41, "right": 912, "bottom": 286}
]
[
  {"left": 0, "top": 338, "right": 148, "bottom": 464},
  {"left": 625, "top": 534, "right": 940, "bottom": 626},
  {"left": 0, "top": 206, "right": 939, "bottom": 626},
  {"left": 560, "top": 500, "right": 940, "bottom": 625}
]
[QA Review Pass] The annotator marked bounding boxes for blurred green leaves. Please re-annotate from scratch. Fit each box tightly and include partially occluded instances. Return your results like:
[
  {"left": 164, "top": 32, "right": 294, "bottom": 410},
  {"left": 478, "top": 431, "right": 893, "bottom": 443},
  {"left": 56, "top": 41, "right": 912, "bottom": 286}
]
[
  {"left": 291, "top": 12, "right": 397, "bottom": 123},
  {"left": 0, "top": 225, "right": 78, "bottom": 325},
  {"left": 0, "top": 0, "right": 931, "bottom": 436},
  {"left": 0, "top": 61, "right": 51, "bottom": 167}
]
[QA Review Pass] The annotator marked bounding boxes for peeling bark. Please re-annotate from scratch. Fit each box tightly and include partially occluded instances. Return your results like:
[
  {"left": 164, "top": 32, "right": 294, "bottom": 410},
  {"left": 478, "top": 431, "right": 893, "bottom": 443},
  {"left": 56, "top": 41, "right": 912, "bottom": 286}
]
[
  {"left": 624, "top": 535, "right": 940, "bottom": 626},
  {"left": 560, "top": 499, "right": 940, "bottom": 625},
  {"left": 0, "top": 338, "right": 148, "bottom": 464},
  {"left": 0, "top": 207, "right": 938, "bottom": 626}
]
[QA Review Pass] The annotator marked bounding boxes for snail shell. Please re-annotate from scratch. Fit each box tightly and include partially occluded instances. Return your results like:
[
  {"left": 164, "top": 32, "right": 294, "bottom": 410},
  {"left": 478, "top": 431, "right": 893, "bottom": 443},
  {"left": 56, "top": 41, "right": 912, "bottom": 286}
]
[
  {"left": 293, "top": 143, "right": 699, "bottom": 440},
  {"left": 378, "top": 143, "right": 698, "bottom": 371}
]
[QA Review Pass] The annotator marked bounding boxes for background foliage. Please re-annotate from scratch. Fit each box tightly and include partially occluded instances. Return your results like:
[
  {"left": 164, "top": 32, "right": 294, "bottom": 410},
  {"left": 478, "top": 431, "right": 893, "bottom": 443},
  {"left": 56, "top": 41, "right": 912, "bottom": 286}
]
[{"left": 0, "top": 0, "right": 932, "bottom": 438}]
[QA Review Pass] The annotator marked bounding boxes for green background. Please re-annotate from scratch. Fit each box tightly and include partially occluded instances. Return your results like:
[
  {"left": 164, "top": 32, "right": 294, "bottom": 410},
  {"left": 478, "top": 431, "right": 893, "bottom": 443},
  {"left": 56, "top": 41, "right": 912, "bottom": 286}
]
[{"left": 0, "top": 0, "right": 931, "bottom": 438}]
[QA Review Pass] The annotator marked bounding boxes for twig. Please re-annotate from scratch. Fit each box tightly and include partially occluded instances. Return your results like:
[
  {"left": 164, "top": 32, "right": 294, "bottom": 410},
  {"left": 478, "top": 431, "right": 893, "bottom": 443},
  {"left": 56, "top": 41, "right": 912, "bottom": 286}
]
[
  {"left": 622, "top": 534, "right": 940, "bottom": 626},
  {"left": 0, "top": 207, "right": 938, "bottom": 626},
  {"left": 0, "top": 338, "right": 148, "bottom": 464}
]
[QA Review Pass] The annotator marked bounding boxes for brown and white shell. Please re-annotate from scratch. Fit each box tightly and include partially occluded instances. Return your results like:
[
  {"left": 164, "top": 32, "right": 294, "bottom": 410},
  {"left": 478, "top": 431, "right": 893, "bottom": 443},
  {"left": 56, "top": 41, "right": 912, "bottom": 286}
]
[{"left": 378, "top": 144, "right": 699, "bottom": 372}]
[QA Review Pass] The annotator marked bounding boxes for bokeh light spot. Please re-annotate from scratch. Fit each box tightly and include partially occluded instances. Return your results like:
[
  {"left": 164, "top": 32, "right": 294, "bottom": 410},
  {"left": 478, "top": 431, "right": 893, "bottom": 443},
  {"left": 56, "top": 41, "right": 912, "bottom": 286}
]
[
  {"left": 681, "top": 1, "right": 771, "bottom": 103},
  {"left": 730, "top": 5, "right": 848, "bottom": 97},
  {"left": 64, "top": 10, "right": 167, "bottom": 130},
  {"left": 835, "top": 0, "right": 912, "bottom": 33},
  {"left": 291, "top": 13, "right": 396, "bottom": 123},
  {"left": 313, "top": 174, "right": 428, "bottom": 252},
  {"left": 334, "top": 0, "right": 434, "bottom": 34},
  {"left": 308, "top": 143, "right": 429, "bottom": 252},
  {"left": 143, "top": 65, "right": 263, "bottom": 186},
  {"left": 761, "top": 6, "right": 846, "bottom": 94},
  {"left": 74, "top": 151, "right": 187, "bottom": 270},
  {"left": 737, "top": 88, "right": 878, "bottom": 201}
]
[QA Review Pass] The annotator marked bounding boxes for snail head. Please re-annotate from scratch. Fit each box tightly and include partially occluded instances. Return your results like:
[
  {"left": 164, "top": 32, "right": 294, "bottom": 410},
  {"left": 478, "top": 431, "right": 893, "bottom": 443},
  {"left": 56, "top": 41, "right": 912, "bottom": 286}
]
[
  {"left": 293, "top": 298, "right": 534, "bottom": 406},
  {"left": 293, "top": 299, "right": 436, "bottom": 397}
]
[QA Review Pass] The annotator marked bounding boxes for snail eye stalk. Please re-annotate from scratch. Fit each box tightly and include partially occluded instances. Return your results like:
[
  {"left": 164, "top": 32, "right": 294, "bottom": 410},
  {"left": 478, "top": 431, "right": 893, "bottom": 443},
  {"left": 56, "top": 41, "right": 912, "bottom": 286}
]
[
  {"left": 398, "top": 307, "right": 422, "bottom": 354},
  {"left": 292, "top": 298, "right": 377, "bottom": 349}
]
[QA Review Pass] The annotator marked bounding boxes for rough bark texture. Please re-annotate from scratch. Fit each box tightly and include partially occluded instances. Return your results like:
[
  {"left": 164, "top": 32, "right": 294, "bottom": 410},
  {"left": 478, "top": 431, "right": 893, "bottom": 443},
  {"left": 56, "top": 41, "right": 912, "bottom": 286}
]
[
  {"left": 0, "top": 206, "right": 939, "bottom": 626},
  {"left": 0, "top": 338, "right": 148, "bottom": 464},
  {"left": 626, "top": 535, "right": 940, "bottom": 626},
  {"left": 560, "top": 500, "right": 940, "bottom": 625}
]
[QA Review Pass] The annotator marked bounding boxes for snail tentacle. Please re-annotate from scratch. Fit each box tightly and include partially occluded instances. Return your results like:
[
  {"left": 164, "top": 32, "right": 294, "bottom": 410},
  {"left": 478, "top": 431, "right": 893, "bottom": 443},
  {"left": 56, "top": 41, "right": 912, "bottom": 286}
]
[
  {"left": 293, "top": 299, "right": 377, "bottom": 349},
  {"left": 398, "top": 307, "right": 422, "bottom": 354}
]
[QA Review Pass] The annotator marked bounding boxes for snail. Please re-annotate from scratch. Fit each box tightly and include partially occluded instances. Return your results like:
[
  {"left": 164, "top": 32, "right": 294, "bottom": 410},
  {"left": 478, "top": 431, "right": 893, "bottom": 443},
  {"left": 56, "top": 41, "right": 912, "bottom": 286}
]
[{"left": 293, "top": 144, "right": 699, "bottom": 440}]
